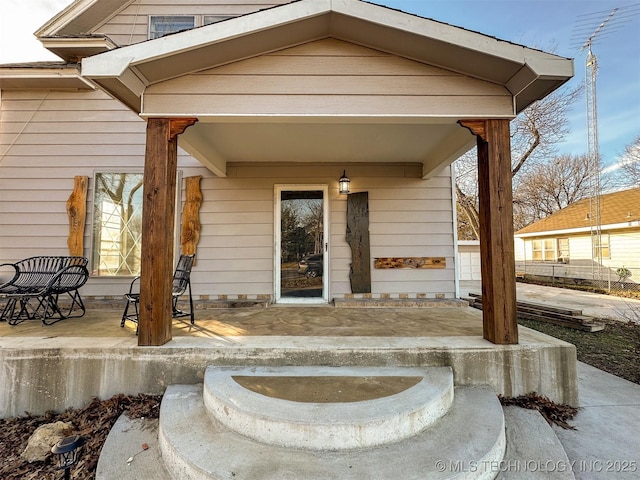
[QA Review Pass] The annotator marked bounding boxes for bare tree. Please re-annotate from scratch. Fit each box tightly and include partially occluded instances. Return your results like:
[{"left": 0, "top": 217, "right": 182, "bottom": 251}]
[
  {"left": 455, "top": 85, "right": 582, "bottom": 239},
  {"left": 455, "top": 202, "right": 477, "bottom": 241},
  {"left": 303, "top": 200, "right": 324, "bottom": 254},
  {"left": 513, "top": 153, "right": 592, "bottom": 229},
  {"left": 619, "top": 134, "right": 640, "bottom": 187}
]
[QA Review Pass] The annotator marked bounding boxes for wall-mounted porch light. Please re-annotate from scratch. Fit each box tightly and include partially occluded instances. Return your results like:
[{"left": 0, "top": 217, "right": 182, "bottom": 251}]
[
  {"left": 339, "top": 170, "right": 351, "bottom": 195},
  {"left": 51, "top": 435, "right": 85, "bottom": 480}
]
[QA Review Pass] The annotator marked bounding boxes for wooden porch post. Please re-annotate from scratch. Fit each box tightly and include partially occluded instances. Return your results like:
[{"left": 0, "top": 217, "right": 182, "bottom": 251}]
[
  {"left": 459, "top": 119, "right": 518, "bottom": 344},
  {"left": 139, "top": 117, "right": 197, "bottom": 346}
]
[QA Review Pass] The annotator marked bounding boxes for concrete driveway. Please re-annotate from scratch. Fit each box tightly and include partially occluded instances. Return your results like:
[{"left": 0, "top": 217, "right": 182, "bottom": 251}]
[{"left": 460, "top": 280, "right": 640, "bottom": 323}]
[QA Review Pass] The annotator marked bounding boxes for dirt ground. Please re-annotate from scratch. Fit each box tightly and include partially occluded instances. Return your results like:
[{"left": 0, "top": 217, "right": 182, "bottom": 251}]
[{"left": 519, "top": 318, "right": 640, "bottom": 384}]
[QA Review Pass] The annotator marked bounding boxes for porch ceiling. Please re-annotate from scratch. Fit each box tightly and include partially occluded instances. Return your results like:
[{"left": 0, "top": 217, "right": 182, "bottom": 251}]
[
  {"left": 80, "top": 0, "right": 573, "bottom": 178},
  {"left": 178, "top": 117, "right": 474, "bottom": 178}
]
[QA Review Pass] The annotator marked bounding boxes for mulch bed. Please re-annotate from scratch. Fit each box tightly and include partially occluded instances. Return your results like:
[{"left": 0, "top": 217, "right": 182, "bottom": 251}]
[{"left": 0, "top": 394, "right": 161, "bottom": 480}]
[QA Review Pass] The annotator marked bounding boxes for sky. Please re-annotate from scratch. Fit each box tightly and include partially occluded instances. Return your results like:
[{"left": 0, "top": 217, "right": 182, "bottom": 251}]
[{"left": 1, "top": 0, "right": 639, "bottom": 176}]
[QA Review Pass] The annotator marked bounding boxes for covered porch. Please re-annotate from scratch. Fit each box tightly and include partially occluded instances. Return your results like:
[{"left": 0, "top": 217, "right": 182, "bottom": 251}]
[{"left": 81, "top": 0, "right": 573, "bottom": 347}]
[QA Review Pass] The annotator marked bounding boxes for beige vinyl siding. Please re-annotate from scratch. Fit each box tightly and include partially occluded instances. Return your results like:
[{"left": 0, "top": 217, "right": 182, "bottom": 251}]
[
  {"left": 371, "top": 170, "right": 455, "bottom": 297},
  {"left": 143, "top": 39, "right": 512, "bottom": 117},
  {"left": 212, "top": 164, "right": 456, "bottom": 298},
  {"left": 1, "top": 88, "right": 456, "bottom": 299},
  {"left": 0, "top": 89, "right": 206, "bottom": 296},
  {"left": 97, "top": 0, "right": 290, "bottom": 46}
]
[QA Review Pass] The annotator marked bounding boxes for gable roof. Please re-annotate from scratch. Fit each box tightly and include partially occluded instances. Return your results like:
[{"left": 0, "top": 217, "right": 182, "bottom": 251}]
[
  {"left": 80, "top": 0, "right": 573, "bottom": 114},
  {"left": 35, "top": 0, "right": 132, "bottom": 37},
  {"left": 515, "top": 188, "right": 640, "bottom": 237},
  {"left": 4, "top": 0, "right": 573, "bottom": 179}
]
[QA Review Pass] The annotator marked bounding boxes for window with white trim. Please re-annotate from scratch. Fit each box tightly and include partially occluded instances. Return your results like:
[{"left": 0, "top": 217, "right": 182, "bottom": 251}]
[
  {"left": 203, "top": 15, "right": 233, "bottom": 26},
  {"left": 92, "top": 173, "right": 144, "bottom": 276},
  {"left": 531, "top": 239, "right": 556, "bottom": 262},
  {"left": 149, "top": 16, "right": 195, "bottom": 39},
  {"left": 557, "top": 238, "right": 569, "bottom": 263},
  {"left": 148, "top": 15, "right": 235, "bottom": 39},
  {"left": 594, "top": 234, "right": 610, "bottom": 260}
]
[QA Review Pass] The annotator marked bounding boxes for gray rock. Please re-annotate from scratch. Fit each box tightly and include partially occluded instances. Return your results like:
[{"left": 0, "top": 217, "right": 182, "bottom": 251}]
[{"left": 21, "top": 421, "right": 74, "bottom": 463}]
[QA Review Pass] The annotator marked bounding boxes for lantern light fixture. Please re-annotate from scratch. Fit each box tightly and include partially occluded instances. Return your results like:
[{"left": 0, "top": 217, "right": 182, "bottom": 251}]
[{"left": 339, "top": 170, "right": 351, "bottom": 195}]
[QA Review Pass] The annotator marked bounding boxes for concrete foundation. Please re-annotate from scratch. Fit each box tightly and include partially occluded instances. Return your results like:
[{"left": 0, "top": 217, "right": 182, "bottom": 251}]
[{"left": 0, "top": 326, "right": 577, "bottom": 418}]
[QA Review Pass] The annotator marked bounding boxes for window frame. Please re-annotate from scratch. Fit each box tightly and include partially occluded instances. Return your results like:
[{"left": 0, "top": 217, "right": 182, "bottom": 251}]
[
  {"left": 594, "top": 233, "right": 610, "bottom": 260},
  {"left": 203, "top": 15, "right": 234, "bottom": 26},
  {"left": 531, "top": 238, "right": 557, "bottom": 262},
  {"left": 148, "top": 15, "right": 235, "bottom": 40},
  {"left": 89, "top": 172, "right": 184, "bottom": 279},
  {"left": 148, "top": 15, "right": 196, "bottom": 40},
  {"left": 557, "top": 237, "right": 570, "bottom": 263}
]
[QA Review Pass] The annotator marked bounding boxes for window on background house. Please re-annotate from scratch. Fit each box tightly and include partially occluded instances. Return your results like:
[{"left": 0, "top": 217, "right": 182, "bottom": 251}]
[
  {"left": 594, "top": 234, "right": 610, "bottom": 260},
  {"left": 531, "top": 239, "right": 556, "bottom": 262},
  {"left": 92, "top": 173, "right": 144, "bottom": 276},
  {"left": 557, "top": 238, "right": 570, "bottom": 263},
  {"left": 149, "top": 16, "right": 195, "bottom": 39}
]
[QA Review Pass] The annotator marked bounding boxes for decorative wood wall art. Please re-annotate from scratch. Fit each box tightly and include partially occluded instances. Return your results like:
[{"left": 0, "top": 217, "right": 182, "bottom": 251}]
[
  {"left": 346, "top": 192, "right": 371, "bottom": 293},
  {"left": 374, "top": 257, "right": 446, "bottom": 269},
  {"left": 181, "top": 175, "right": 203, "bottom": 262},
  {"left": 66, "top": 176, "right": 88, "bottom": 256}
]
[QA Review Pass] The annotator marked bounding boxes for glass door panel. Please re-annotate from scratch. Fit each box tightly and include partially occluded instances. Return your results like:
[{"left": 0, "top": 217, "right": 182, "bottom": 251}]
[{"left": 279, "top": 190, "right": 324, "bottom": 299}]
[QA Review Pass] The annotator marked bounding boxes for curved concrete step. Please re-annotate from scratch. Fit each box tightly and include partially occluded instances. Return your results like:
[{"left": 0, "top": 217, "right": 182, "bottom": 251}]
[
  {"left": 159, "top": 383, "right": 505, "bottom": 480},
  {"left": 202, "top": 366, "right": 453, "bottom": 450}
]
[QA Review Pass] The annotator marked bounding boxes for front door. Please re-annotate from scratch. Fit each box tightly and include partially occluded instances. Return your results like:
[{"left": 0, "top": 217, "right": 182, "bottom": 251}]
[{"left": 275, "top": 185, "right": 329, "bottom": 303}]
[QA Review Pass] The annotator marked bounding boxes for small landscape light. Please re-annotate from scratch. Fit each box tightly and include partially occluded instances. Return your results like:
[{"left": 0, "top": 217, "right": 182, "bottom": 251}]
[{"left": 51, "top": 435, "right": 84, "bottom": 480}]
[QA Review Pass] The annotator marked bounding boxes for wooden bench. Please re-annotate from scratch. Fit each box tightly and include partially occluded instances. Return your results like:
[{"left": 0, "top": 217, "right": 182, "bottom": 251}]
[{"left": 0, "top": 256, "right": 89, "bottom": 325}]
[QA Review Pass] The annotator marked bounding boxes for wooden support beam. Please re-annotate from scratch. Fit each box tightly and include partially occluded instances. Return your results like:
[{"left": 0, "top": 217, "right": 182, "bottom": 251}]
[
  {"left": 138, "top": 117, "right": 197, "bottom": 346},
  {"left": 459, "top": 119, "right": 518, "bottom": 344}
]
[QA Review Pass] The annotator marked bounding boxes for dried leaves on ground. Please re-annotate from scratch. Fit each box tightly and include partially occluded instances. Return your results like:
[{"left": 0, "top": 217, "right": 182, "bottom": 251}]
[
  {"left": 499, "top": 392, "right": 578, "bottom": 429},
  {"left": 0, "top": 394, "right": 161, "bottom": 480}
]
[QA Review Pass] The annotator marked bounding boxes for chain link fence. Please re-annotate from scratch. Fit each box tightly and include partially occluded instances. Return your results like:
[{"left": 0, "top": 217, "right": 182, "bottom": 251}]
[{"left": 515, "top": 263, "right": 640, "bottom": 294}]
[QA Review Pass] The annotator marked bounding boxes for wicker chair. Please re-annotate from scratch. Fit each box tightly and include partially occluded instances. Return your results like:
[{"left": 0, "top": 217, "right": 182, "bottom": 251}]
[{"left": 121, "top": 254, "right": 195, "bottom": 334}]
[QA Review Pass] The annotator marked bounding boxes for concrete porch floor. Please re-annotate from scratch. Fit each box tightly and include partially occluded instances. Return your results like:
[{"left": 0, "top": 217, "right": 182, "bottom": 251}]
[{"left": 0, "top": 304, "right": 485, "bottom": 338}]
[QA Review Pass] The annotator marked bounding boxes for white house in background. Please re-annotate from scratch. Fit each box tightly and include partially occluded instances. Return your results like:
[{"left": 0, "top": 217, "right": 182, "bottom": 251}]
[{"left": 514, "top": 188, "right": 640, "bottom": 278}]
